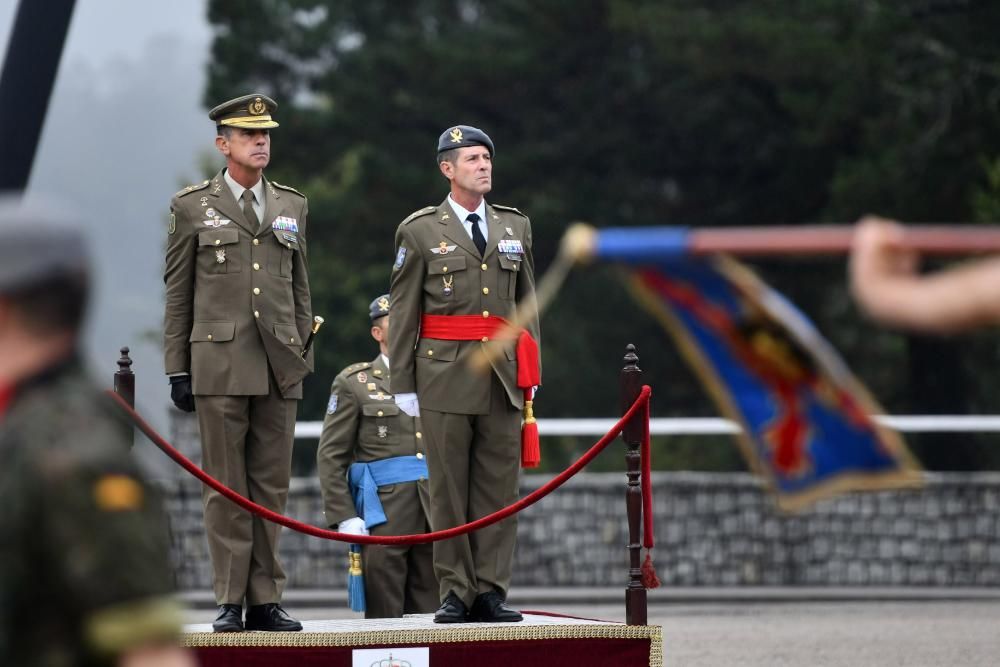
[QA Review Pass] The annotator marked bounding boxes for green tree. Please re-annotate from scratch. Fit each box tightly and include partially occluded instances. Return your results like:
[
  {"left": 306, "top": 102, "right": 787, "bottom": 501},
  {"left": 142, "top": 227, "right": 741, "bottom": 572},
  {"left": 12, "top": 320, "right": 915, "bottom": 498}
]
[{"left": 205, "top": 0, "right": 1000, "bottom": 471}]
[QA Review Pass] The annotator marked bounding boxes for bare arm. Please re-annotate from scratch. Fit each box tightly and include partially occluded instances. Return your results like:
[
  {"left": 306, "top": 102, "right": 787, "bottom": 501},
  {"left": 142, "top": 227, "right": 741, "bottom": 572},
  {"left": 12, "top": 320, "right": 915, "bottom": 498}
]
[{"left": 849, "top": 215, "right": 1000, "bottom": 333}]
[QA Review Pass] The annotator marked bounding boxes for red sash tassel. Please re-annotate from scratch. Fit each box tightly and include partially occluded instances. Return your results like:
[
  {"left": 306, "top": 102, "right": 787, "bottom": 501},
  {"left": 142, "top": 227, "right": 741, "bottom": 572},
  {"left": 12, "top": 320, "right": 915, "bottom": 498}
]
[{"left": 421, "top": 314, "right": 541, "bottom": 467}]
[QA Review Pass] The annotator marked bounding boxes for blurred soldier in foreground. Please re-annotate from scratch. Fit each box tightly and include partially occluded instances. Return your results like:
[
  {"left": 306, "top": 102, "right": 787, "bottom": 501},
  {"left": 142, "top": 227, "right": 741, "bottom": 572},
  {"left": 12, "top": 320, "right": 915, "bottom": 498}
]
[
  {"left": 163, "top": 94, "right": 312, "bottom": 632},
  {"left": 0, "top": 197, "right": 194, "bottom": 667},
  {"left": 389, "top": 126, "right": 541, "bottom": 623},
  {"left": 850, "top": 215, "right": 1000, "bottom": 332},
  {"left": 316, "top": 293, "right": 437, "bottom": 618}
]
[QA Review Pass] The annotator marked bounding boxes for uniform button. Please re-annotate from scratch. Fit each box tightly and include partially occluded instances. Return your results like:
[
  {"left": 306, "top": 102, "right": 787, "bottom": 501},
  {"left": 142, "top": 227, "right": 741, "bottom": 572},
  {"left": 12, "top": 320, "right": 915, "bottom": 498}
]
[
  {"left": 481, "top": 336, "right": 489, "bottom": 343},
  {"left": 415, "top": 432, "right": 422, "bottom": 439},
  {"left": 253, "top": 262, "right": 260, "bottom": 270},
  {"left": 482, "top": 287, "right": 489, "bottom": 295},
  {"left": 253, "top": 238, "right": 260, "bottom": 246},
  {"left": 207, "top": 334, "right": 213, "bottom": 341},
  {"left": 214, "top": 239, "right": 221, "bottom": 245},
  {"left": 289, "top": 337, "right": 295, "bottom": 343},
  {"left": 481, "top": 263, "right": 488, "bottom": 271},
  {"left": 253, "top": 310, "right": 260, "bottom": 318},
  {"left": 416, "top": 452, "right": 424, "bottom": 460},
  {"left": 377, "top": 410, "right": 384, "bottom": 417},
  {"left": 442, "top": 266, "right": 448, "bottom": 273},
  {"left": 253, "top": 287, "right": 261, "bottom": 295},
  {"left": 427, "top": 349, "right": 434, "bottom": 356},
  {"left": 482, "top": 310, "right": 489, "bottom": 317}
]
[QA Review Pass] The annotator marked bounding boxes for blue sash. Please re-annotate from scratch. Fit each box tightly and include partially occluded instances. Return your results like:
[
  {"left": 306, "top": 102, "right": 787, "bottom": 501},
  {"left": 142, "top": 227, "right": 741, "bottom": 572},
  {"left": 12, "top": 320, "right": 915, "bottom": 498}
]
[{"left": 347, "top": 455, "right": 428, "bottom": 529}]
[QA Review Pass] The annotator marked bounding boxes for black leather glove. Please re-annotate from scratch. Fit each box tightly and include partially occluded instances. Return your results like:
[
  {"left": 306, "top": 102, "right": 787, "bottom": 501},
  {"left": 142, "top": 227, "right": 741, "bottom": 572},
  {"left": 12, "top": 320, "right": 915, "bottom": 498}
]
[{"left": 169, "top": 376, "right": 196, "bottom": 413}]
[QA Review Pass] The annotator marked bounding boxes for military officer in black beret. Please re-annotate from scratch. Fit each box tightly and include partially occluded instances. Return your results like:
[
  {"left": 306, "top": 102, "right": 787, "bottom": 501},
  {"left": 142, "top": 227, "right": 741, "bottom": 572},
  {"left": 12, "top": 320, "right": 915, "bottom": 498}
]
[
  {"left": 163, "top": 93, "right": 312, "bottom": 632},
  {"left": 0, "top": 197, "right": 194, "bottom": 667},
  {"left": 389, "top": 126, "right": 542, "bottom": 623},
  {"left": 317, "top": 294, "right": 437, "bottom": 618}
]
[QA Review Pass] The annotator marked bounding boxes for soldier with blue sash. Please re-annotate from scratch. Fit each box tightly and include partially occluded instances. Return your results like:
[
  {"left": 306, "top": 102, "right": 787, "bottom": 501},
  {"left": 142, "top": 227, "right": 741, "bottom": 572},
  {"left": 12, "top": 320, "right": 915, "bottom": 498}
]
[{"left": 317, "top": 294, "right": 437, "bottom": 618}]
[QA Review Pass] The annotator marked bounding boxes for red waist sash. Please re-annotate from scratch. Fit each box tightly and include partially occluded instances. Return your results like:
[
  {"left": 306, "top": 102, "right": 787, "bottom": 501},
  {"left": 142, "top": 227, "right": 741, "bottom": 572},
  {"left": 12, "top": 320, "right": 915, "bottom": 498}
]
[{"left": 420, "top": 313, "right": 541, "bottom": 467}]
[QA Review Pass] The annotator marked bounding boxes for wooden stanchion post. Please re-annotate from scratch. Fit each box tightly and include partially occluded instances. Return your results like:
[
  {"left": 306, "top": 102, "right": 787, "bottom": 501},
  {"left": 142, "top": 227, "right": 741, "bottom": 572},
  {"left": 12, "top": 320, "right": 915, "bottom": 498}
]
[
  {"left": 114, "top": 346, "right": 135, "bottom": 447},
  {"left": 620, "top": 343, "right": 647, "bottom": 625}
]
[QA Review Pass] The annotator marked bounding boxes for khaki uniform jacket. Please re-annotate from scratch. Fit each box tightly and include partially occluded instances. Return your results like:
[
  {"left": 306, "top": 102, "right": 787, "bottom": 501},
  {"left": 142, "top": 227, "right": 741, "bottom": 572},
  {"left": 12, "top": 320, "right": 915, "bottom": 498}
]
[
  {"left": 316, "top": 355, "right": 430, "bottom": 527},
  {"left": 0, "top": 360, "right": 180, "bottom": 667},
  {"left": 163, "top": 169, "right": 312, "bottom": 398},
  {"left": 388, "top": 199, "right": 541, "bottom": 413}
]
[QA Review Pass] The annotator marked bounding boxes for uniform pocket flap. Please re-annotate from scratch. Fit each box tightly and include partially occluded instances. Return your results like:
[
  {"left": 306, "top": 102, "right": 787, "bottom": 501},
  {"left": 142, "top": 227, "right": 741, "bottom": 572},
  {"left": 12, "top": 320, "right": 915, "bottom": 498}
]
[
  {"left": 271, "top": 228, "right": 300, "bottom": 249},
  {"left": 273, "top": 323, "right": 302, "bottom": 346},
  {"left": 189, "top": 321, "right": 235, "bottom": 342},
  {"left": 198, "top": 228, "right": 240, "bottom": 247},
  {"left": 428, "top": 255, "right": 467, "bottom": 276},
  {"left": 362, "top": 403, "right": 399, "bottom": 417},
  {"left": 416, "top": 339, "right": 459, "bottom": 361},
  {"left": 498, "top": 255, "right": 521, "bottom": 271}
]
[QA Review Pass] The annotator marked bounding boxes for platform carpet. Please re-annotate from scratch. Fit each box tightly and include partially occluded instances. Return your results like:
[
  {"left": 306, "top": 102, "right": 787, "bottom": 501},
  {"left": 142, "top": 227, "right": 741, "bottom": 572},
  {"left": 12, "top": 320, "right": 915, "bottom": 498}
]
[{"left": 183, "top": 613, "right": 662, "bottom": 666}]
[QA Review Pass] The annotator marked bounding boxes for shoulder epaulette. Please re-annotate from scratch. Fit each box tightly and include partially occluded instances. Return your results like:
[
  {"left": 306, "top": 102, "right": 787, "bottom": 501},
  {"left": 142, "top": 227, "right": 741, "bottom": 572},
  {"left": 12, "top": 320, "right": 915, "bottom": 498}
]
[
  {"left": 492, "top": 204, "right": 528, "bottom": 218},
  {"left": 174, "top": 180, "right": 211, "bottom": 198},
  {"left": 342, "top": 361, "right": 373, "bottom": 377},
  {"left": 271, "top": 181, "right": 305, "bottom": 197},
  {"left": 402, "top": 206, "right": 436, "bottom": 225}
]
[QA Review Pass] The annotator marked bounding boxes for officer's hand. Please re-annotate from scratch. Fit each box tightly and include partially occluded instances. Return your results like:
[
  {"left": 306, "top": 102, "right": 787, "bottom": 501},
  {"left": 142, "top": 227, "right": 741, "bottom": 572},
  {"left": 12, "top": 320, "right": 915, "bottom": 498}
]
[
  {"left": 394, "top": 392, "right": 420, "bottom": 417},
  {"left": 169, "top": 376, "right": 196, "bottom": 413},
  {"left": 337, "top": 516, "right": 369, "bottom": 536}
]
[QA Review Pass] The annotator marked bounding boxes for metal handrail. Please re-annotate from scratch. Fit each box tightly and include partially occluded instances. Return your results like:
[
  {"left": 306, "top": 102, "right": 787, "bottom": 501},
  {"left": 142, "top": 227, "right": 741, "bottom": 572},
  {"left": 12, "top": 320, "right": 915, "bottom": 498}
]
[{"left": 293, "top": 415, "right": 1000, "bottom": 439}]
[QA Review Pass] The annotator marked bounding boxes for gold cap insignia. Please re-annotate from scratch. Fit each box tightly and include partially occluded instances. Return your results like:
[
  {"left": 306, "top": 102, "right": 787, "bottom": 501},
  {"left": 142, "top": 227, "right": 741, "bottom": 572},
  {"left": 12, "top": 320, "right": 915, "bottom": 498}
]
[
  {"left": 377, "top": 296, "right": 390, "bottom": 312},
  {"left": 249, "top": 97, "right": 267, "bottom": 115},
  {"left": 449, "top": 127, "right": 463, "bottom": 143}
]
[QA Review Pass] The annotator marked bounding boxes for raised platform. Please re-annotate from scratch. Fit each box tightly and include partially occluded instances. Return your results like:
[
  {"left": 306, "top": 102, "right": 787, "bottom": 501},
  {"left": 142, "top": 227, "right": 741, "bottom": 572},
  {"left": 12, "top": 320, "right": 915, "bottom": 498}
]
[{"left": 183, "top": 613, "right": 662, "bottom": 666}]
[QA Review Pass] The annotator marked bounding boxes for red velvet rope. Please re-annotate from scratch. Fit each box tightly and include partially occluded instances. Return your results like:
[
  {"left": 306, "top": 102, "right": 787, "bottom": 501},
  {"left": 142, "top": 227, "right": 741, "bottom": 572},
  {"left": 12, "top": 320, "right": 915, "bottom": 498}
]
[{"left": 106, "top": 386, "right": 651, "bottom": 547}]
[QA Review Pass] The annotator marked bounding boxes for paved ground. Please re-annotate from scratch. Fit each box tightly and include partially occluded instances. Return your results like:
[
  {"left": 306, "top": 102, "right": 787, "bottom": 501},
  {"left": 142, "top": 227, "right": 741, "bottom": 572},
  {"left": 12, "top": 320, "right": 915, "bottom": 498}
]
[{"left": 183, "top": 588, "right": 1000, "bottom": 666}]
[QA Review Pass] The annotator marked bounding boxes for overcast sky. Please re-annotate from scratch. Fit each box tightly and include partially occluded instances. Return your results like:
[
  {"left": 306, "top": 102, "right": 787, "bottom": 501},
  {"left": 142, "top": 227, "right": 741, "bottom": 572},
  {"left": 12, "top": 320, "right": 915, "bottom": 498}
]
[{"left": 1, "top": 0, "right": 213, "bottom": 449}]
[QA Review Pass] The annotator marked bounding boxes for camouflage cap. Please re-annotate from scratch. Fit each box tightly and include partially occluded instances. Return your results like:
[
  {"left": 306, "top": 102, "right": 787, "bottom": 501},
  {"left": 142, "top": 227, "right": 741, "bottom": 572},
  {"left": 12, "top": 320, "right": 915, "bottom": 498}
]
[
  {"left": 437, "top": 125, "right": 494, "bottom": 158},
  {"left": 0, "top": 195, "right": 89, "bottom": 294},
  {"left": 369, "top": 293, "right": 390, "bottom": 323},
  {"left": 209, "top": 93, "right": 279, "bottom": 129}
]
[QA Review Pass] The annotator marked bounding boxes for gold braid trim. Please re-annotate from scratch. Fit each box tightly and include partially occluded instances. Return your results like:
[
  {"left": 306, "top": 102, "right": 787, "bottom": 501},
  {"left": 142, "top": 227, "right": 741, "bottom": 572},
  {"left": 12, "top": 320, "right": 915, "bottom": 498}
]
[{"left": 183, "top": 622, "right": 662, "bottom": 665}]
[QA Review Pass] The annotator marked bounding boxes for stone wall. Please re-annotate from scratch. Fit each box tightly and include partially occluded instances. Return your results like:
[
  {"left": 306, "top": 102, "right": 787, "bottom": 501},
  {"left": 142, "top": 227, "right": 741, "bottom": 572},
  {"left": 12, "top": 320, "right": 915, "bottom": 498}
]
[{"left": 156, "top": 471, "right": 1000, "bottom": 590}]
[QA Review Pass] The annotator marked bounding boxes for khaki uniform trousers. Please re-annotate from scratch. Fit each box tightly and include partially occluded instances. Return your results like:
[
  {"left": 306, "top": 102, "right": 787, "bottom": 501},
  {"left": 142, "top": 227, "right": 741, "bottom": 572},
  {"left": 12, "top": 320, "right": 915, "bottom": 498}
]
[
  {"left": 362, "top": 480, "right": 438, "bottom": 618},
  {"left": 195, "top": 372, "right": 297, "bottom": 606},
  {"left": 421, "top": 373, "right": 521, "bottom": 607}
]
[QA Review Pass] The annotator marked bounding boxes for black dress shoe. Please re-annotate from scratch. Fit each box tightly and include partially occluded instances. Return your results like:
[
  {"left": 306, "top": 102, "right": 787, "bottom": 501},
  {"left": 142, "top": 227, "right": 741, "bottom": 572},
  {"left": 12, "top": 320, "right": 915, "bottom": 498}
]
[
  {"left": 245, "top": 603, "right": 303, "bottom": 632},
  {"left": 433, "top": 592, "right": 469, "bottom": 623},
  {"left": 212, "top": 604, "right": 244, "bottom": 632},
  {"left": 470, "top": 591, "right": 523, "bottom": 622}
]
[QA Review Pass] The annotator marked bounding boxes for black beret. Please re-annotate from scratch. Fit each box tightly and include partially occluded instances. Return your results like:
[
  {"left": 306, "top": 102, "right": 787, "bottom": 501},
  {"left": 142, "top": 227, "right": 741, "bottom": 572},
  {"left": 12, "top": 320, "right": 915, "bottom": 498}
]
[
  {"left": 437, "top": 125, "right": 494, "bottom": 158},
  {"left": 369, "top": 294, "right": 390, "bottom": 322}
]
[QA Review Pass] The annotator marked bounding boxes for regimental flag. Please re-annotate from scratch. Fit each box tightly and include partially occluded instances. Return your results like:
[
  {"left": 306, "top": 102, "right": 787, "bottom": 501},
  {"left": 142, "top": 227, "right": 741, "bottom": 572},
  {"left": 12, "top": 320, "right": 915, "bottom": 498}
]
[{"left": 592, "top": 228, "right": 922, "bottom": 510}]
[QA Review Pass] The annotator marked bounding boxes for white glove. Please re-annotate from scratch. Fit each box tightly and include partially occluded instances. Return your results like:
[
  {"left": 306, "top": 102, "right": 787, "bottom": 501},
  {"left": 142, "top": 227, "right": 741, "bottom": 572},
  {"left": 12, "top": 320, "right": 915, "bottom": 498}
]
[
  {"left": 394, "top": 392, "right": 420, "bottom": 417},
  {"left": 337, "top": 516, "right": 368, "bottom": 536}
]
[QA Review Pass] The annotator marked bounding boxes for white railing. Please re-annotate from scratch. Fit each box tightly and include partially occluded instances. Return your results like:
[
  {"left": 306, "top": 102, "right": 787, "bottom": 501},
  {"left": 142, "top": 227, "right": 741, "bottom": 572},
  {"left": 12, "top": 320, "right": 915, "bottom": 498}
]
[{"left": 293, "top": 415, "right": 1000, "bottom": 439}]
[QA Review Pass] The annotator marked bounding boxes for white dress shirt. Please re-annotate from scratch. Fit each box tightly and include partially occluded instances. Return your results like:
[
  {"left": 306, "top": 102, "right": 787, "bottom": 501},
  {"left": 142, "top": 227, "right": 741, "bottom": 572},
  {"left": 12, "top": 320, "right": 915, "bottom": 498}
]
[
  {"left": 224, "top": 169, "right": 266, "bottom": 223},
  {"left": 447, "top": 194, "right": 488, "bottom": 243}
]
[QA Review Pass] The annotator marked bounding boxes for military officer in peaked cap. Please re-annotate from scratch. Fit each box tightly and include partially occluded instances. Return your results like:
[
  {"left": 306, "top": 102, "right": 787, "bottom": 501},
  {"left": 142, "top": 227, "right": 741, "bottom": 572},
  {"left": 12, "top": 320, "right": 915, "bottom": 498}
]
[
  {"left": 316, "top": 294, "right": 437, "bottom": 618},
  {"left": 0, "top": 197, "right": 194, "bottom": 666},
  {"left": 389, "top": 126, "right": 542, "bottom": 623},
  {"left": 163, "top": 93, "right": 313, "bottom": 632}
]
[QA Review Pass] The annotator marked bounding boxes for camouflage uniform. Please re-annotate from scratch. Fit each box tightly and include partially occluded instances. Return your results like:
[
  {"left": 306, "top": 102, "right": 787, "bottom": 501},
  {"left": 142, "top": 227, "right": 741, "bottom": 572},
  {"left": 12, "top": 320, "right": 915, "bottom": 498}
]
[{"left": 0, "top": 359, "right": 181, "bottom": 666}]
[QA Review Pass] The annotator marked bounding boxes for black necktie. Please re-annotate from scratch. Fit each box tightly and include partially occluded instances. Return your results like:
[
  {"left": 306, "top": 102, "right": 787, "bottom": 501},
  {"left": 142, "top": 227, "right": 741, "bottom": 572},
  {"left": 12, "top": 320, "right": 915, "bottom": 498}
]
[
  {"left": 242, "top": 189, "right": 259, "bottom": 228},
  {"left": 468, "top": 213, "right": 486, "bottom": 257}
]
